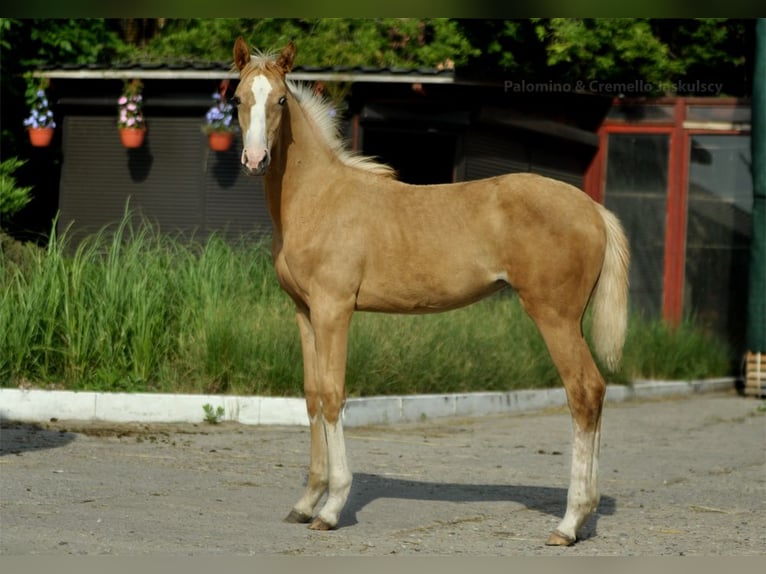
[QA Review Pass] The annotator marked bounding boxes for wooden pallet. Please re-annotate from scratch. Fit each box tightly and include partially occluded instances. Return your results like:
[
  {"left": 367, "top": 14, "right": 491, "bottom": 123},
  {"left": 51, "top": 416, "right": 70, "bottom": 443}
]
[{"left": 744, "top": 352, "right": 766, "bottom": 398}]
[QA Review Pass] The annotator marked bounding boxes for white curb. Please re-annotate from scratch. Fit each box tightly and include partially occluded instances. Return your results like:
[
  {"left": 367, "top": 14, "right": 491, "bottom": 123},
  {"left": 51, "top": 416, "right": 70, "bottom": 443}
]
[{"left": 0, "top": 377, "right": 736, "bottom": 427}]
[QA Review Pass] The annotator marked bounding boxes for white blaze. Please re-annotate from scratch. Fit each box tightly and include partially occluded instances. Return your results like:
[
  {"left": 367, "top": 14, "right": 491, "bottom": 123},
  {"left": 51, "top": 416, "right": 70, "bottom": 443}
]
[{"left": 242, "top": 75, "right": 273, "bottom": 171}]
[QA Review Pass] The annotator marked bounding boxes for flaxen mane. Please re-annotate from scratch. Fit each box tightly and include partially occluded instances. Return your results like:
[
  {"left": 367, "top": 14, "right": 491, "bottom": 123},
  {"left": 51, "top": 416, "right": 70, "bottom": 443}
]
[{"left": 239, "top": 52, "right": 396, "bottom": 178}]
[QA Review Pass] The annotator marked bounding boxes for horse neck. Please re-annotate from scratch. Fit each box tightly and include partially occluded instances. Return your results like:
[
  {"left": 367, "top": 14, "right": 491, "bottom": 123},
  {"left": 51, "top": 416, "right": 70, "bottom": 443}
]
[{"left": 264, "top": 92, "right": 336, "bottom": 239}]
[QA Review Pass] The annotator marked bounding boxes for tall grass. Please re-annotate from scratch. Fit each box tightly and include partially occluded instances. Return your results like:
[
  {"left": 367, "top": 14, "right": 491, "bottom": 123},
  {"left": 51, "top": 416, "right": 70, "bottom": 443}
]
[
  {"left": 1, "top": 217, "right": 301, "bottom": 395},
  {"left": 0, "top": 214, "right": 732, "bottom": 395}
]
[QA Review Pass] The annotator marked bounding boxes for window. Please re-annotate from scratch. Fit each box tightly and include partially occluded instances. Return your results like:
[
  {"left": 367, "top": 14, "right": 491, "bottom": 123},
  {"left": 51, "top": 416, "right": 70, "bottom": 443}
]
[
  {"left": 603, "top": 133, "right": 670, "bottom": 315},
  {"left": 684, "top": 134, "right": 752, "bottom": 349}
]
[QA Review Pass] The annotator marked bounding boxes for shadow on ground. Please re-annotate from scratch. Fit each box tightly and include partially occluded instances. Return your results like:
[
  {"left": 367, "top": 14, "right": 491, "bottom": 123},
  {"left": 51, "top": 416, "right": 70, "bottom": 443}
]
[
  {"left": 337, "top": 471, "right": 615, "bottom": 539},
  {"left": 0, "top": 421, "right": 77, "bottom": 456}
]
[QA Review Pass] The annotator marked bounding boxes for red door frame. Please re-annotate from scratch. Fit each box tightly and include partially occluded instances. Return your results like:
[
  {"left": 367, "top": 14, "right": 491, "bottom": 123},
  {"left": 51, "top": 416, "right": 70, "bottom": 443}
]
[
  {"left": 585, "top": 97, "right": 750, "bottom": 326},
  {"left": 584, "top": 99, "right": 686, "bottom": 326}
]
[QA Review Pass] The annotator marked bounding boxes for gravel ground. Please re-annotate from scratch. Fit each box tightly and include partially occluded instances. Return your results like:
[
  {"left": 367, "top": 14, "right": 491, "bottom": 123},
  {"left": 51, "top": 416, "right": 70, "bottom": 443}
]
[{"left": 1, "top": 391, "right": 764, "bottom": 556}]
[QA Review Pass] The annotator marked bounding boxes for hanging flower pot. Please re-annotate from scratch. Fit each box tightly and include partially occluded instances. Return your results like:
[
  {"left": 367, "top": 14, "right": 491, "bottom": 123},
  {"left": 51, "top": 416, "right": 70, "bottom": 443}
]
[
  {"left": 23, "top": 75, "right": 56, "bottom": 147},
  {"left": 203, "top": 82, "right": 238, "bottom": 152},
  {"left": 208, "top": 131, "right": 234, "bottom": 151},
  {"left": 119, "top": 127, "right": 146, "bottom": 149},
  {"left": 117, "top": 79, "right": 146, "bottom": 149},
  {"left": 28, "top": 126, "right": 55, "bottom": 147}
]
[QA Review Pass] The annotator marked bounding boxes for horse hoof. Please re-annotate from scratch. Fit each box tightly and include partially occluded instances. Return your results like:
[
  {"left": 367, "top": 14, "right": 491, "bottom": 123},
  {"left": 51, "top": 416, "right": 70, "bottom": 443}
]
[
  {"left": 545, "top": 529, "right": 576, "bottom": 546},
  {"left": 284, "top": 510, "right": 312, "bottom": 524},
  {"left": 308, "top": 517, "right": 335, "bottom": 531}
]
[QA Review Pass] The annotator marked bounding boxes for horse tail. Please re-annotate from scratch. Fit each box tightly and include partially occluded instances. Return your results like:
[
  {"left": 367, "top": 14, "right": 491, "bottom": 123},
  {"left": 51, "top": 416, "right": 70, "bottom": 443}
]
[{"left": 590, "top": 204, "right": 630, "bottom": 372}]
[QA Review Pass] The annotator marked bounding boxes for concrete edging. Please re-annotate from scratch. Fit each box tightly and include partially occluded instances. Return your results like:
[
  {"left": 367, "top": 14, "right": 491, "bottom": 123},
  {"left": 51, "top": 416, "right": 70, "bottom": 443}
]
[{"left": 0, "top": 377, "right": 736, "bottom": 427}]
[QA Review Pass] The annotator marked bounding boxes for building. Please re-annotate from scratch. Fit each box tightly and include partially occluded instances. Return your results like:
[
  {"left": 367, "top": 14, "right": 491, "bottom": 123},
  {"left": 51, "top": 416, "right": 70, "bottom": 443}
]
[
  {"left": 26, "top": 63, "right": 752, "bottom": 358},
  {"left": 589, "top": 97, "right": 752, "bottom": 355}
]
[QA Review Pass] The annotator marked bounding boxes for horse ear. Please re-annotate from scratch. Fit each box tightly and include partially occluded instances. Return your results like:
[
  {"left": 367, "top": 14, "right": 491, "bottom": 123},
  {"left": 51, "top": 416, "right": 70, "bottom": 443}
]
[
  {"left": 233, "top": 36, "right": 251, "bottom": 72},
  {"left": 276, "top": 41, "right": 296, "bottom": 74}
]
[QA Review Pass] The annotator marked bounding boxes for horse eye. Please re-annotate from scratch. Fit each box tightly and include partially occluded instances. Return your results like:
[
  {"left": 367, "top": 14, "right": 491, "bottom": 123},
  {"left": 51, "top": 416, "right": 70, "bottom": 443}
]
[
  {"left": 278, "top": 95, "right": 286, "bottom": 106},
  {"left": 230, "top": 96, "right": 241, "bottom": 107}
]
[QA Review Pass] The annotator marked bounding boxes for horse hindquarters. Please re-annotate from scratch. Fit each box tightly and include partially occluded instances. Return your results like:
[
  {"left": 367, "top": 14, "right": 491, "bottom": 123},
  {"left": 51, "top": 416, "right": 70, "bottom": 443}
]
[
  {"left": 514, "top": 202, "right": 628, "bottom": 545},
  {"left": 544, "top": 203, "right": 629, "bottom": 545}
]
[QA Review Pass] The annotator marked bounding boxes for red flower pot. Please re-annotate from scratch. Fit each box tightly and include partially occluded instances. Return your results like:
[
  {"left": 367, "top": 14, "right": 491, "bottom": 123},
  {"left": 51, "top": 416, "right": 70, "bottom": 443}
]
[
  {"left": 120, "top": 127, "right": 146, "bottom": 149},
  {"left": 28, "top": 127, "right": 54, "bottom": 147},
  {"left": 208, "top": 131, "right": 234, "bottom": 152}
]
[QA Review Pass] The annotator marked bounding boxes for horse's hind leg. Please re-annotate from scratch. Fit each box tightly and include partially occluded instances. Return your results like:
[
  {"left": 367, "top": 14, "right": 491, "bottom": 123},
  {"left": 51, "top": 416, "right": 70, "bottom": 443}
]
[{"left": 526, "top": 307, "right": 606, "bottom": 546}]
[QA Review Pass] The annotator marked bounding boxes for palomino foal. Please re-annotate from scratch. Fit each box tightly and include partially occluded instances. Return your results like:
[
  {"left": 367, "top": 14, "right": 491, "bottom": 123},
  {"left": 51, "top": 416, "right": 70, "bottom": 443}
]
[{"left": 232, "top": 37, "right": 630, "bottom": 546}]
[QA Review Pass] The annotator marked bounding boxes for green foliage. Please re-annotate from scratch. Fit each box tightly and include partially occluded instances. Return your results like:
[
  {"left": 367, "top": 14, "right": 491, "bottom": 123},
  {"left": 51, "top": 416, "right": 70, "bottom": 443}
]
[
  {"left": 0, "top": 157, "right": 33, "bottom": 222},
  {"left": 620, "top": 315, "right": 732, "bottom": 380},
  {"left": 457, "top": 19, "right": 544, "bottom": 75},
  {"left": 124, "top": 18, "right": 751, "bottom": 96},
  {"left": 125, "top": 19, "right": 250, "bottom": 62},
  {"left": 539, "top": 19, "right": 685, "bottom": 86},
  {"left": 23, "top": 19, "right": 127, "bottom": 66},
  {"left": 346, "top": 294, "right": 557, "bottom": 396},
  {"left": 0, "top": 211, "right": 733, "bottom": 395},
  {"left": 457, "top": 18, "right": 753, "bottom": 96},
  {"left": 0, "top": 212, "right": 300, "bottom": 394},
  {"left": 137, "top": 19, "right": 477, "bottom": 68},
  {"left": 0, "top": 19, "right": 755, "bottom": 106},
  {"left": 0, "top": 18, "right": 14, "bottom": 51},
  {"left": 202, "top": 403, "right": 225, "bottom": 424}
]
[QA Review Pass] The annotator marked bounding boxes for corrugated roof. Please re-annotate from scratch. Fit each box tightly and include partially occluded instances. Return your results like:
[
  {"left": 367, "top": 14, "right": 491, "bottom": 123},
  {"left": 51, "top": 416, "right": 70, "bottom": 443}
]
[{"left": 36, "top": 61, "right": 455, "bottom": 84}]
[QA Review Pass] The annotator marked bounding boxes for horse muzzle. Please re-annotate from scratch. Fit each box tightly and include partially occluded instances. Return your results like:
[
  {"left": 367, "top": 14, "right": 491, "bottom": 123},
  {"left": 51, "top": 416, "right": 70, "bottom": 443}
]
[{"left": 241, "top": 147, "right": 270, "bottom": 176}]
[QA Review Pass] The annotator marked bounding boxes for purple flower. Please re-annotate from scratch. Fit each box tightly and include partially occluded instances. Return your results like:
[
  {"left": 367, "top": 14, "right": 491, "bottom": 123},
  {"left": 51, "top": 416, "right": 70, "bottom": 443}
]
[
  {"left": 202, "top": 93, "right": 237, "bottom": 134},
  {"left": 24, "top": 85, "right": 56, "bottom": 129}
]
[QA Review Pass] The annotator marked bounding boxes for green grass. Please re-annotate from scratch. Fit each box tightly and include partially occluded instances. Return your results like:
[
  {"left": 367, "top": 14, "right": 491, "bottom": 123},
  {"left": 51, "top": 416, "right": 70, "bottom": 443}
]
[{"left": 0, "top": 214, "right": 733, "bottom": 395}]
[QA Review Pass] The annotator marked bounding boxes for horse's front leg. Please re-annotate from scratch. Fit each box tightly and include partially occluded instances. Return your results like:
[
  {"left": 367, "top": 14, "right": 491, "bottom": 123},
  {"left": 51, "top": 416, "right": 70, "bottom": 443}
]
[
  {"left": 306, "top": 297, "right": 354, "bottom": 530},
  {"left": 284, "top": 305, "right": 329, "bottom": 524}
]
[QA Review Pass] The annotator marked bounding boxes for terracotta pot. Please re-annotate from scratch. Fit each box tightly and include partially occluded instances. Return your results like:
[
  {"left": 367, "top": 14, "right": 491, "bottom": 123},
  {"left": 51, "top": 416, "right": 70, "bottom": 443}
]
[
  {"left": 28, "top": 127, "right": 54, "bottom": 147},
  {"left": 119, "top": 127, "right": 146, "bottom": 149},
  {"left": 208, "top": 131, "right": 234, "bottom": 152}
]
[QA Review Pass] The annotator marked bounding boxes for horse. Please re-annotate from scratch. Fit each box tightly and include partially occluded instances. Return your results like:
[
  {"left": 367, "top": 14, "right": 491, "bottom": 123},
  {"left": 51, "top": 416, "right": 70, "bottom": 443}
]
[{"left": 231, "top": 37, "right": 630, "bottom": 546}]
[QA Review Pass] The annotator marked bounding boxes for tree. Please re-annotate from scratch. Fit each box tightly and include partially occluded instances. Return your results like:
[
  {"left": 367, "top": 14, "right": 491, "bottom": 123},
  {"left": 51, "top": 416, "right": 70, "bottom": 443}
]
[
  {"left": 133, "top": 19, "right": 476, "bottom": 68},
  {"left": 650, "top": 19, "right": 755, "bottom": 96},
  {"left": 2, "top": 19, "right": 753, "bottom": 96},
  {"left": 536, "top": 18, "right": 686, "bottom": 86},
  {"left": 455, "top": 18, "right": 755, "bottom": 96}
]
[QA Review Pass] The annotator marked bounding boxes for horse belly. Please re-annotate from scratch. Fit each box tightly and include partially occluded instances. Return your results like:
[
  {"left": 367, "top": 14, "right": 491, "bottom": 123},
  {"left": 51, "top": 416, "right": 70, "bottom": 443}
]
[{"left": 354, "top": 257, "right": 505, "bottom": 314}]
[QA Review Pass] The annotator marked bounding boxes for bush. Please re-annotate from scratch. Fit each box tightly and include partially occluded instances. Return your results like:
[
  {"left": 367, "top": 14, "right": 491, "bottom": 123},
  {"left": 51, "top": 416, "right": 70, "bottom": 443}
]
[{"left": 0, "top": 157, "right": 33, "bottom": 222}]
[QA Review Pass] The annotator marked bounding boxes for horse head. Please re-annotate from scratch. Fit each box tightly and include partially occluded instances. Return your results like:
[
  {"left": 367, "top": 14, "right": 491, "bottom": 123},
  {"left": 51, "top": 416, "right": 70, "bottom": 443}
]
[{"left": 232, "top": 37, "right": 295, "bottom": 176}]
